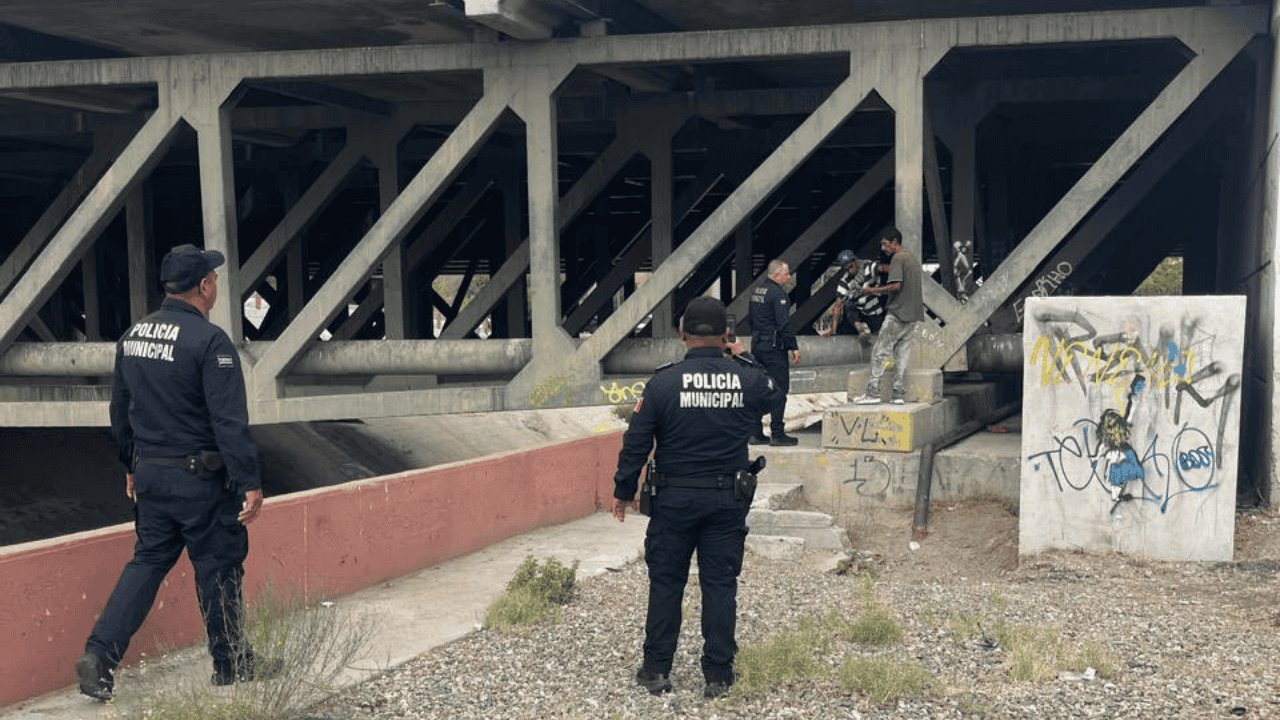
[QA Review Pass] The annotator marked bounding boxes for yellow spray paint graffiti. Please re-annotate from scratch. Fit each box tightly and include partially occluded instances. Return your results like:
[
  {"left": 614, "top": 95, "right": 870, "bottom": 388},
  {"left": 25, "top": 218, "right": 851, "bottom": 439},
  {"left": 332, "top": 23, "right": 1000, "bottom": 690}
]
[
  {"left": 599, "top": 380, "right": 647, "bottom": 405},
  {"left": 1029, "top": 334, "right": 1196, "bottom": 403}
]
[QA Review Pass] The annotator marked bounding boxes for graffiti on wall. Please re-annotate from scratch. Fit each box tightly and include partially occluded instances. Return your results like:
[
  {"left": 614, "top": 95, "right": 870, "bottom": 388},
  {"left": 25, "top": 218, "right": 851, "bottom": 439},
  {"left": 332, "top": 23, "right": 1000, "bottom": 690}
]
[
  {"left": 1023, "top": 304, "right": 1240, "bottom": 515},
  {"left": 599, "top": 379, "right": 646, "bottom": 405}
]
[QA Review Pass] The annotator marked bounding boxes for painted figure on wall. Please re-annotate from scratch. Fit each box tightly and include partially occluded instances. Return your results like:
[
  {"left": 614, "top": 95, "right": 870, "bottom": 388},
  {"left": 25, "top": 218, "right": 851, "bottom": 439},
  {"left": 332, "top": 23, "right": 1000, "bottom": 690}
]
[{"left": 1099, "top": 374, "right": 1145, "bottom": 502}]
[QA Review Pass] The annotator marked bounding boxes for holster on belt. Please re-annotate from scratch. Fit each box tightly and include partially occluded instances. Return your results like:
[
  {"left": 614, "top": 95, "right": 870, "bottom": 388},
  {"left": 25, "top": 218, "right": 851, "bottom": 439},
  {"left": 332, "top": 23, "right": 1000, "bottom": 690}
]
[
  {"left": 735, "top": 455, "right": 768, "bottom": 503},
  {"left": 638, "top": 460, "right": 657, "bottom": 516}
]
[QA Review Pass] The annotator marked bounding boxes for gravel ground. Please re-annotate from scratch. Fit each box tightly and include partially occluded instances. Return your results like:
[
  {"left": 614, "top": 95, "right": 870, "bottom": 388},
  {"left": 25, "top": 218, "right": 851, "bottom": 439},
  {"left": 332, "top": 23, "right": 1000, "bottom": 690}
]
[{"left": 315, "top": 504, "right": 1280, "bottom": 720}]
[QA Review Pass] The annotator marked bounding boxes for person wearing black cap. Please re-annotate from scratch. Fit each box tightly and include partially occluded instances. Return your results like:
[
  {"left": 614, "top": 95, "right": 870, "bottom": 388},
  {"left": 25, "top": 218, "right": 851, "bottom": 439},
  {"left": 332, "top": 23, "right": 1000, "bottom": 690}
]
[
  {"left": 746, "top": 259, "right": 801, "bottom": 446},
  {"left": 75, "top": 244, "right": 276, "bottom": 701},
  {"left": 609, "top": 296, "right": 783, "bottom": 699},
  {"left": 829, "top": 250, "right": 888, "bottom": 338}
]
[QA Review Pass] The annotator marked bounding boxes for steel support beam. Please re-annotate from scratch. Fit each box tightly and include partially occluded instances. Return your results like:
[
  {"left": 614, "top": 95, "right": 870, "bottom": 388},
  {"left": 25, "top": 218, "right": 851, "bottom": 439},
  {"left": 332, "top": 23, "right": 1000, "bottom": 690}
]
[
  {"left": 919, "top": 20, "right": 1251, "bottom": 368},
  {"left": 250, "top": 88, "right": 508, "bottom": 397},
  {"left": 0, "top": 106, "right": 180, "bottom": 353}
]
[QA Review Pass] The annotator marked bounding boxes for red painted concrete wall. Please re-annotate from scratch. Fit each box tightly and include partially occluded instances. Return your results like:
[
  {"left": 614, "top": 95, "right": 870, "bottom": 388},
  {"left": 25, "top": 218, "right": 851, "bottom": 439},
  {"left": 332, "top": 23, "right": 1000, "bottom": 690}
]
[{"left": 0, "top": 431, "right": 623, "bottom": 708}]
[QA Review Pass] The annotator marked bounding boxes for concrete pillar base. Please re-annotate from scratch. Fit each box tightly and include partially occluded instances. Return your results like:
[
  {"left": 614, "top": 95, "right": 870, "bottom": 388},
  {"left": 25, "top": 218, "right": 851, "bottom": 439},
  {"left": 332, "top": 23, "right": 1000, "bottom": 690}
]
[{"left": 846, "top": 368, "right": 943, "bottom": 403}]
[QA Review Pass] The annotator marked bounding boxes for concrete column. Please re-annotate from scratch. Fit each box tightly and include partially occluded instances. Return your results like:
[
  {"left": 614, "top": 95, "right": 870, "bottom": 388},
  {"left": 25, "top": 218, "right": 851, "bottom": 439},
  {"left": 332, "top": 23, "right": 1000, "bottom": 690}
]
[
  {"left": 193, "top": 104, "right": 243, "bottom": 343},
  {"left": 734, "top": 221, "right": 753, "bottom": 297},
  {"left": 1258, "top": 7, "right": 1280, "bottom": 504},
  {"left": 889, "top": 76, "right": 925, "bottom": 257},
  {"left": 514, "top": 67, "right": 576, "bottom": 364},
  {"left": 126, "top": 183, "right": 155, "bottom": 322},
  {"left": 80, "top": 241, "right": 101, "bottom": 340},
  {"left": 949, "top": 122, "right": 978, "bottom": 299},
  {"left": 647, "top": 136, "right": 674, "bottom": 338},
  {"left": 503, "top": 174, "right": 527, "bottom": 337},
  {"left": 374, "top": 145, "right": 407, "bottom": 339}
]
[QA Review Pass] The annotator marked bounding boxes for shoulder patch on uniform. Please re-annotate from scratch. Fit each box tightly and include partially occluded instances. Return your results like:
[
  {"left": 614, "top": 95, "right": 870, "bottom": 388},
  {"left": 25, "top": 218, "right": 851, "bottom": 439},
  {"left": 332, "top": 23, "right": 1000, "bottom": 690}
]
[
  {"left": 779, "top": 299, "right": 787, "bottom": 306},
  {"left": 217, "top": 354, "right": 235, "bottom": 368}
]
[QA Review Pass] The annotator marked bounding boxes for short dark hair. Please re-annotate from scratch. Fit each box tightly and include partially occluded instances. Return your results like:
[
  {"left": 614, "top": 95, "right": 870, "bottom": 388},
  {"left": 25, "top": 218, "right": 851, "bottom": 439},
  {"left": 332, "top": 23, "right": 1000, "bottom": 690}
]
[{"left": 879, "top": 227, "right": 902, "bottom": 245}]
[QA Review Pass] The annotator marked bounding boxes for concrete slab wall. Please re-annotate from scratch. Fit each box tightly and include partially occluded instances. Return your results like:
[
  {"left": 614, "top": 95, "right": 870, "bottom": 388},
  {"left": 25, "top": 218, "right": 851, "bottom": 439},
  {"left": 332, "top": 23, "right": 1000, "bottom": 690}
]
[
  {"left": 0, "top": 431, "right": 622, "bottom": 707},
  {"left": 1019, "top": 296, "right": 1245, "bottom": 561}
]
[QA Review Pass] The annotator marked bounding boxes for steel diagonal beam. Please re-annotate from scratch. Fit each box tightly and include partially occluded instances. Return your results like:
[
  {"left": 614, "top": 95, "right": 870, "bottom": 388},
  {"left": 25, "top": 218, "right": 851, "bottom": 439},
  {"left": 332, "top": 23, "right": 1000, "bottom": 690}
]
[
  {"left": 726, "top": 150, "right": 893, "bottom": 330},
  {"left": 239, "top": 118, "right": 413, "bottom": 298},
  {"left": 0, "top": 107, "right": 180, "bottom": 353},
  {"left": 0, "top": 132, "right": 128, "bottom": 299},
  {"left": 918, "top": 24, "right": 1251, "bottom": 368},
  {"left": 0, "top": 9, "right": 1257, "bottom": 89},
  {"left": 571, "top": 72, "right": 871, "bottom": 367},
  {"left": 440, "top": 109, "right": 688, "bottom": 339},
  {"left": 251, "top": 93, "right": 508, "bottom": 396}
]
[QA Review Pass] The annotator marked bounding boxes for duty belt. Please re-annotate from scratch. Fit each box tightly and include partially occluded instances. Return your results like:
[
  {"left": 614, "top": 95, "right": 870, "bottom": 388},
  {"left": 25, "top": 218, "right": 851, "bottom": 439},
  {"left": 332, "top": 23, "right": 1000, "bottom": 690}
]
[
  {"left": 139, "top": 455, "right": 203, "bottom": 473},
  {"left": 654, "top": 474, "right": 737, "bottom": 490}
]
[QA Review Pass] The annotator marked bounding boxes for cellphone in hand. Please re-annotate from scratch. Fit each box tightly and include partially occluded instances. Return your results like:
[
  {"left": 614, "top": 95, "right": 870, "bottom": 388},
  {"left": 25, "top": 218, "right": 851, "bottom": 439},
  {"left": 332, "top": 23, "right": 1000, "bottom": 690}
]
[{"left": 725, "top": 313, "right": 737, "bottom": 343}]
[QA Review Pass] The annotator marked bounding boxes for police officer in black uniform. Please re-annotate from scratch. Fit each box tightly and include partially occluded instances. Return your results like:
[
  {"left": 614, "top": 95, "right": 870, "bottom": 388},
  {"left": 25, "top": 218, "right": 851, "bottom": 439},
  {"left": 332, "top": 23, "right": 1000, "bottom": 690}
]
[
  {"left": 747, "top": 258, "right": 800, "bottom": 446},
  {"left": 76, "top": 244, "right": 275, "bottom": 700},
  {"left": 610, "top": 297, "right": 783, "bottom": 699}
]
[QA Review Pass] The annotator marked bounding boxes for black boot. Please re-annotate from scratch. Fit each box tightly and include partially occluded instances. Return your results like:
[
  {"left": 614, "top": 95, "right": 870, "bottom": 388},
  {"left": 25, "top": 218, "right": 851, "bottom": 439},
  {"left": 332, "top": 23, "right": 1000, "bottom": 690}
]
[
  {"left": 748, "top": 432, "right": 770, "bottom": 445},
  {"left": 212, "top": 655, "right": 284, "bottom": 686},
  {"left": 76, "top": 653, "right": 115, "bottom": 701},
  {"left": 635, "top": 666, "right": 673, "bottom": 695},
  {"left": 770, "top": 433, "right": 799, "bottom": 446},
  {"left": 704, "top": 671, "right": 736, "bottom": 698}
]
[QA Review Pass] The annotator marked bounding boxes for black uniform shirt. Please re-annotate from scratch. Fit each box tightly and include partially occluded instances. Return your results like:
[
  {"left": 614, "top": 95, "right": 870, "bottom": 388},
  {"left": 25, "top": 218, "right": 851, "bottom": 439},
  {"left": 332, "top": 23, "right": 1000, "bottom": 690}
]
[
  {"left": 747, "top": 278, "right": 798, "bottom": 351},
  {"left": 109, "top": 298, "right": 261, "bottom": 493},
  {"left": 613, "top": 347, "right": 783, "bottom": 501}
]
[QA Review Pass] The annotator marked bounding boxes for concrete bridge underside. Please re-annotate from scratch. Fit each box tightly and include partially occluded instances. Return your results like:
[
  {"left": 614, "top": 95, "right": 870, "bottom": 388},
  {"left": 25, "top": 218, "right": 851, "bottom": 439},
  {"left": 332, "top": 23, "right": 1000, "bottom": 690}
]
[{"left": 0, "top": 1, "right": 1276, "bottom": 500}]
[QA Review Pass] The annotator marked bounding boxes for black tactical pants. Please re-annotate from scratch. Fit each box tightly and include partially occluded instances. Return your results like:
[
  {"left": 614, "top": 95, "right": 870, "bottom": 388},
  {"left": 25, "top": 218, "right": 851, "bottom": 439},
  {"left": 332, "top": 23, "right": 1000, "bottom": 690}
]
[
  {"left": 642, "top": 486, "right": 748, "bottom": 683},
  {"left": 85, "top": 465, "right": 249, "bottom": 674},
  {"left": 754, "top": 347, "right": 790, "bottom": 435}
]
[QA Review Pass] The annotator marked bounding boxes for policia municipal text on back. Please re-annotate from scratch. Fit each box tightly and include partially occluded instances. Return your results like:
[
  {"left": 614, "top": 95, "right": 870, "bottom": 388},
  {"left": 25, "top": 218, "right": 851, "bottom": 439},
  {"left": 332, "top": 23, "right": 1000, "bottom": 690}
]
[
  {"left": 76, "top": 244, "right": 278, "bottom": 701},
  {"left": 610, "top": 296, "right": 782, "bottom": 699}
]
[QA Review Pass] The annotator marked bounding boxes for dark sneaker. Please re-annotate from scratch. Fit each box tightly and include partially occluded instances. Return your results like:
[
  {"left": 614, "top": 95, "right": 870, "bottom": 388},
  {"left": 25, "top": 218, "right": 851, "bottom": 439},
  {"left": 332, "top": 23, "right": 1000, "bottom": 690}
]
[
  {"left": 212, "top": 656, "right": 284, "bottom": 686},
  {"left": 748, "top": 434, "right": 770, "bottom": 445},
  {"left": 770, "top": 434, "right": 799, "bottom": 447},
  {"left": 635, "top": 666, "right": 673, "bottom": 695},
  {"left": 704, "top": 672, "right": 736, "bottom": 699},
  {"left": 76, "top": 653, "right": 114, "bottom": 701}
]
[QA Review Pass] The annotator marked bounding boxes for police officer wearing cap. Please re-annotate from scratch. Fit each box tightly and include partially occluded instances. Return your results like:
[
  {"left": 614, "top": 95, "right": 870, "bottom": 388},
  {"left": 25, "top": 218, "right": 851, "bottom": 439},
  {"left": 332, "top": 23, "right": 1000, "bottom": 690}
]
[
  {"left": 610, "top": 297, "right": 783, "bottom": 699},
  {"left": 747, "top": 258, "right": 800, "bottom": 446},
  {"left": 76, "top": 244, "right": 275, "bottom": 701}
]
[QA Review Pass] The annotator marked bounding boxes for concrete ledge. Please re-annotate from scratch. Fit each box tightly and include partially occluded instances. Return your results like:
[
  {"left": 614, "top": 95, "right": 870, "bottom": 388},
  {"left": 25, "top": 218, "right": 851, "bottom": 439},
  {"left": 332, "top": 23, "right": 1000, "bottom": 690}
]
[
  {"left": 846, "top": 368, "right": 943, "bottom": 403},
  {"left": 822, "top": 400, "right": 960, "bottom": 452},
  {"left": 0, "top": 432, "right": 624, "bottom": 708}
]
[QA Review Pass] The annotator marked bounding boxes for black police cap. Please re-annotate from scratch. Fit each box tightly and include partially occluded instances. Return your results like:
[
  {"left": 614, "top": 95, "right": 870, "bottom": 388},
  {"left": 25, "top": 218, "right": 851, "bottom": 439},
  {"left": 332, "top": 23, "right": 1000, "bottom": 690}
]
[
  {"left": 159, "top": 244, "right": 225, "bottom": 293},
  {"left": 681, "top": 297, "right": 728, "bottom": 337}
]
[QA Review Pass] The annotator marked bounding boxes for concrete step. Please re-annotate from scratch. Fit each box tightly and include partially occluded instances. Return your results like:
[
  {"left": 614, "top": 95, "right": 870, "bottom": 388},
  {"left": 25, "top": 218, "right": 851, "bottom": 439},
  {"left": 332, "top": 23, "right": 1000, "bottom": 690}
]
[
  {"left": 746, "top": 509, "right": 849, "bottom": 550},
  {"left": 933, "top": 430, "right": 1022, "bottom": 509},
  {"left": 751, "top": 483, "right": 804, "bottom": 510},
  {"left": 744, "top": 534, "right": 806, "bottom": 560},
  {"left": 821, "top": 381, "right": 1002, "bottom": 452},
  {"left": 846, "top": 368, "right": 944, "bottom": 404}
]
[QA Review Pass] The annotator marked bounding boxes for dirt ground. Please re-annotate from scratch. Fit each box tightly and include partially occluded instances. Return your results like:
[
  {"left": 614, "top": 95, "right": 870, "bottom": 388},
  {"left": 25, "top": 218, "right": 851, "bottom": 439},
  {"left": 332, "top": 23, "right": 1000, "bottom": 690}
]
[{"left": 846, "top": 499, "right": 1280, "bottom": 585}]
